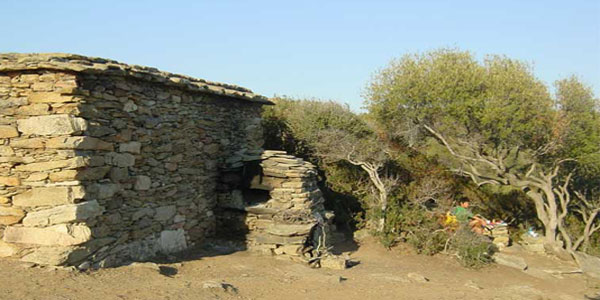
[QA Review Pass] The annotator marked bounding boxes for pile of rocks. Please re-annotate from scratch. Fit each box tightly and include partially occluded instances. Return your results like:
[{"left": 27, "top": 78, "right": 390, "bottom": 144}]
[
  {"left": 486, "top": 224, "right": 510, "bottom": 250},
  {"left": 217, "top": 150, "right": 345, "bottom": 268}
]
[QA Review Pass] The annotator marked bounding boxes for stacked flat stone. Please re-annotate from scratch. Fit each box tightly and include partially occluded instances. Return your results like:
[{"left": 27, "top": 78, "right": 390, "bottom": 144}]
[
  {"left": 487, "top": 224, "right": 510, "bottom": 250},
  {"left": 245, "top": 151, "right": 329, "bottom": 260},
  {"left": 215, "top": 150, "right": 335, "bottom": 263},
  {"left": 0, "top": 53, "right": 270, "bottom": 268}
]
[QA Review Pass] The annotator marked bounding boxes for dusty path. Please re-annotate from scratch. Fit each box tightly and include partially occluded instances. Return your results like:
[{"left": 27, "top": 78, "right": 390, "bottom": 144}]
[{"left": 0, "top": 238, "right": 598, "bottom": 300}]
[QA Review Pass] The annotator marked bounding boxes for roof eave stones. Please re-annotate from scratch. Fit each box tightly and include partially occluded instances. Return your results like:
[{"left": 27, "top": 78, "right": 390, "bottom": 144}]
[{"left": 0, "top": 53, "right": 273, "bottom": 105}]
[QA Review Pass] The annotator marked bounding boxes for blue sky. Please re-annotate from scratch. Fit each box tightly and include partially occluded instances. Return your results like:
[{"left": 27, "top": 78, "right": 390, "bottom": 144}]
[{"left": 1, "top": 0, "right": 598, "bottom": 110}]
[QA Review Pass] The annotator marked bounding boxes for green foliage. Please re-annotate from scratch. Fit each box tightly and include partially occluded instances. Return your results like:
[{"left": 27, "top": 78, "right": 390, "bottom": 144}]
[
  {"left": 451, "top": 228, "right": 497, "bottom": 268},
  {"left": 365, "top": 48, "right": 554, "bottom": 153},
  {"left": 263, "top": 97, "right": 371, "bottom": 158},
  {"left": 262, "top": 97, "right": 375, "bottom": 228},
  {"left": 555, "top": 76, "right": 600, "bottom": 187},
  {"left": 383, "top": 202, "right": 449, "bottom": 255}
]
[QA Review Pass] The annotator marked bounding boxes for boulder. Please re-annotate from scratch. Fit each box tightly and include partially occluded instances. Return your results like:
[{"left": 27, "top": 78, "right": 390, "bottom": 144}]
[
  {"left": 17, "top": 114, "right": 87, "bottom": 135},
  {"left": 544, "top": 241, "right": 573, "bottom": 261},
  {"left": 22, "top": 200, "right": 104, "bottom": 227},
  {"left": 20, "top": 246, "right": 77, "bottom": 265},
  {"left": 3, "top": 224, "right": 92, "bottom": 246},
  {"left": 494, "top": 253, "right": 528, "bottom": 270},
  {"left": 320, "top": 255, "right": 347, "bottom": 270},
  {"left": 574, "top": 252, "right": 600, "bottom": 279}
]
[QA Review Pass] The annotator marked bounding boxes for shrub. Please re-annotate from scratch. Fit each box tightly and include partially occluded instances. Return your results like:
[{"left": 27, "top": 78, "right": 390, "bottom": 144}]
[
  {"left": 386, "top": 203, "right": 449, "bottom": 255},
  {"left": 451, "top": 227, "right": 497, "bottom": 268}
]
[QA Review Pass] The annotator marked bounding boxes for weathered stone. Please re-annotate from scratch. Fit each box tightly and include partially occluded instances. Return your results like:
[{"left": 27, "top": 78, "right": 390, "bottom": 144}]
[
  {"left": 119, "top": 141, "right": 141, "bottom": 154},
  {"left": 17, "top": 104, "right": 50, "bottom": 115},
  {"left": 28, "top": 92, "right": 77, "bottom": 103},
  {"left": 407, "top": 272, "right": 430, "bottom": 283},
  {"left": 320, "top": 255, "right": 347, "bottom": 270},
  {"left": 155, "top": 205, "right": 176, "bottom": 221},
  {"left": 49, "top": 166, "right": 111, "bottom": 182},
  {"left": 134, "top": 175, "right": 151, "bottom": 191},
  {"left": 204, "top": 143, "right": 220, "bottom": 155},
  {"left": 123, "top": 100, "right": 137, "bottom": 112},
  {"left": 494, "top": 253, "right": 528, "bottom": 270},
  {"left": 202, "top": 281, "right": 237, "bottom": 293},
  {"left": 0, "top": 125, "right": 18, "bottom": 138},
  {"left": 0, "top": 207, "right": 25, "bottom": 225},
  {"left": 20, "top": 246, "right": 77, "bottom": 265},
  {"left": 574, "top": 251, "right": 600, "bottom": 279},
  {"left": 0, "top": 146, "right": 14, "bottom": 156},
  {"left": 265, "top": 223, "right": 314, "bottom": 237},
  {"left": 218, "top": 190, "right": 245, "bottom": 210},
  {"left": 0, "top": 240, "right": 19, "bottom": 257},
  {"left": 109, "top": 167, "right": 129, "bottom": 182},
  {"left": 26, "top": 172, "right": 49, "bottom": 181},
  {"left": 17, "top": 114, "right": 87, "bottom": 135},
  {"left": 0, "top": 176, "right": 21, "bottom": 186},
  {"left": 22, "top": 200, "right": 104, "bottom": 227},
  {"left": 67, "top": 237, "right": 115, "bottom": 265},
  {"left": 165, "top": 162, "right": 178, "bottom": 171},
  {"left": 158, "top": 229, "right": 187, "bottom": 254},
  {"left": 10, "top": 138, "right": 45, "bottom": 148},
  {"left": 46, "top": 136, "right": 114, "bottom": 151},
  {"left": 14, "top": 157, "right": 87, "bottom": 172},
  {"left": 0, "top": 196, "right": 9, "bottom": 204},
  {"left": 3, "top": 224, "right": 92, "bottom": 246},
  {"left": 89, "top": 183, "right": 119, "bottom": 199},
  {"left": 12, "top": 186, "right": 85, "bottom": 207},
  {"left": 132, "top": 207, "right": 154, "bottom": 221},
  {"left": 106, "top": 152, "right": 135, "bottom": 167},
  {"left": 248, "top": 233, "right": 306, "bottom": 245}
]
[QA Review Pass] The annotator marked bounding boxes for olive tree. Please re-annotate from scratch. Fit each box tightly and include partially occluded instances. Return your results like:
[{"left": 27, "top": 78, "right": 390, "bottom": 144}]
[
  {"left": 554, "top": 76, "right": 600, "bottom": 254},
  {"left": 365, "top": 49, "right": 599, "bottom": 251}
]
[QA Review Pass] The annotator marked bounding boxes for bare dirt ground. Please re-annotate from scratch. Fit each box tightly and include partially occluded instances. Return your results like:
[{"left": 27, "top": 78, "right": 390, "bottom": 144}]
[{"left": 1, "top": 237, "right": 599, "bottom": 300}]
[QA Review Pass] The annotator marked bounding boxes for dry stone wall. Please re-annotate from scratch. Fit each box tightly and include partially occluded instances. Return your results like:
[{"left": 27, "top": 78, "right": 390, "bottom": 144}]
[
  {"left": 0, "top": 53, "right": 270, "bottom": 268},
  {"left": 217, "top": 150, "right": 346, "bottom": 268}
]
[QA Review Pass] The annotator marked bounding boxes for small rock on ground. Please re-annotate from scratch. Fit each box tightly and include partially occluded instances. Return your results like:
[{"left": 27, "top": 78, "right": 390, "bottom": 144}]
[
  {"left": 202, "top": 280, "right": 238, "bottom": 293},
  {"left": 464, "top": 280, "right": 483, "bottom": 290},
  {"left": 407, "top": 272, "right": 429, "bottom": 283}
]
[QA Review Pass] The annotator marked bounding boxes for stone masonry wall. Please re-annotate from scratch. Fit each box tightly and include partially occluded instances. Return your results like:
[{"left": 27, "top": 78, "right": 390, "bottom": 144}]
[
  {"left": 0, "top": 53, "right": 269, "bottom": 269},
  {"left": 216, "top": 150, "right": 346, "bottom": 269}
]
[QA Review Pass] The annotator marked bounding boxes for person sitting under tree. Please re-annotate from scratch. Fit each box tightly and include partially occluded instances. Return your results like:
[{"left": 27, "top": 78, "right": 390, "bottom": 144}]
[{"left": 452, "top": 198, "right": 487, "bottom": 234}]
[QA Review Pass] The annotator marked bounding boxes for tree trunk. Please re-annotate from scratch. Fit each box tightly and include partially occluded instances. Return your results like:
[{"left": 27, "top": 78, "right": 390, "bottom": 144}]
[{"left": 525, "top": 187, "right": 559, "bottom": 245}]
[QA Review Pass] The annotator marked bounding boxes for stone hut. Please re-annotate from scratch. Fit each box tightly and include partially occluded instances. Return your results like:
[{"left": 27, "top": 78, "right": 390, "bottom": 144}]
[{"left": 0, "top": 53, "right": 273, "bottom": 268}]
